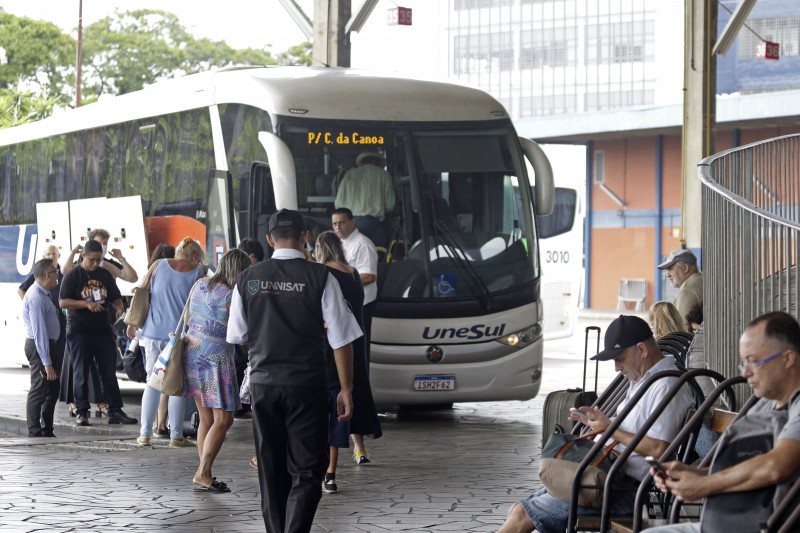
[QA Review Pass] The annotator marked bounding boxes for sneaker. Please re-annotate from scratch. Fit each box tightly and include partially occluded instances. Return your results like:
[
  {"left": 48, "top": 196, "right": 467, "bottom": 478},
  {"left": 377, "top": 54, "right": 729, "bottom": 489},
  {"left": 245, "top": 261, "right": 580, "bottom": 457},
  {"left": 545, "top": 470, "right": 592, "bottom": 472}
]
[
  {"left": 322, "top": 475, "right": 337, "bottom": 493},
  {"left": 353, "top": 448, "right": 371, "bottom": 464},
  {"left": 169, "top": 437, "right": 196, "bottom": 448},
  {"left": 153, "top": 427, "right": 170, "bottom": 439},
  {"left": 136, "top": 436, "right": 151, "bottom": 446}
]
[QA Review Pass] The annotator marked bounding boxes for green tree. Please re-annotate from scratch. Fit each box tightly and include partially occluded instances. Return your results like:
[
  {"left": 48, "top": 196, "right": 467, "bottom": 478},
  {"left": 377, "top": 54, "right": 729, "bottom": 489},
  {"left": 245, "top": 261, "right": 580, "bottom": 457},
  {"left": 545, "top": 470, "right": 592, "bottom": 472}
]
[
  {"left": 0, "top": 86, "right": 66, "bottom": 128},
  {"left": 81, "top": 9, "right": 279, "bottom": 97},
  {"left": 278, "top": 42, "right": 312, "bottom": 66},
  {"left": 0, "top": 10, "right": 75, "bottom": 92}
]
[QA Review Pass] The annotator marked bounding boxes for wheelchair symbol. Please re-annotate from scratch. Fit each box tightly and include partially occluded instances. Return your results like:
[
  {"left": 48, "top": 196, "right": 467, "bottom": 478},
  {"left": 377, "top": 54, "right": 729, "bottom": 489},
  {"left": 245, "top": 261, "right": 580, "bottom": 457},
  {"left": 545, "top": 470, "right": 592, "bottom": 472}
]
[{"left": 437, "top": 274, "right": 455, "bottom": 295}]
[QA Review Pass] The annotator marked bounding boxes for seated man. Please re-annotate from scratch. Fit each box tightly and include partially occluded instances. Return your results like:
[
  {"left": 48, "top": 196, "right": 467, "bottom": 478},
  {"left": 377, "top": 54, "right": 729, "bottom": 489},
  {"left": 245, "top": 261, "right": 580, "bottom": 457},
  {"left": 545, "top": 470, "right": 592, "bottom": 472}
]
[
  {"left": 648, "top": 311, "right": 800, "bottom": 533},
  {"left": 498, "top": 315, "right": 695, "bottom": 533}
]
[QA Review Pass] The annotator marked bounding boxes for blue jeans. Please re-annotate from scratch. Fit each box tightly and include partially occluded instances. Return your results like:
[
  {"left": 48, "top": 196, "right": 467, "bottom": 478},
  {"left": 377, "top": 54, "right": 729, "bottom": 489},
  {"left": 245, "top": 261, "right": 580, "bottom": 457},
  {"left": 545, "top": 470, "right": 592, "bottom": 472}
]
[
  {"left": 67, "top": 330, "right": 123, "bottom": 414},
  {"left": 354, "top": 216, "right": 387, "bottom": 249},
  {"left": 140, "top": 338, "right": 186, "bottom": 440},
  {"left": 520, "top": 477, "right": 639, "bottom": 533}
]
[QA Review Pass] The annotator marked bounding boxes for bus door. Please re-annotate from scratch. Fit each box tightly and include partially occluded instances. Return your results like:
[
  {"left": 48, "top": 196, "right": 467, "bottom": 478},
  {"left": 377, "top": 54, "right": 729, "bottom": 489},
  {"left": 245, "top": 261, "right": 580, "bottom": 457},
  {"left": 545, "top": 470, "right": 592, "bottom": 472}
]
[
  {"left": 68, "top": 196, "right": 149, "bottom": 296},
  {"left": 207, "top": 169, "right": 236, "bottom": 268},
  {"left": 248, "top": 163, "right": 277, "bottom": 258},
  {"left": 35, "top": 201, "right": 71, "bottom": 270}
]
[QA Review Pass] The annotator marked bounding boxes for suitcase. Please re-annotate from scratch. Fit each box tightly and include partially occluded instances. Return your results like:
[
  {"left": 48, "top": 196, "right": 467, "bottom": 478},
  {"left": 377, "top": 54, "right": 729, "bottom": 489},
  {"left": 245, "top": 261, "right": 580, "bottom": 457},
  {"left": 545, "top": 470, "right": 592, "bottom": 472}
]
[{"left": 540, "top": 326, "right": 601, "bottom": 449}]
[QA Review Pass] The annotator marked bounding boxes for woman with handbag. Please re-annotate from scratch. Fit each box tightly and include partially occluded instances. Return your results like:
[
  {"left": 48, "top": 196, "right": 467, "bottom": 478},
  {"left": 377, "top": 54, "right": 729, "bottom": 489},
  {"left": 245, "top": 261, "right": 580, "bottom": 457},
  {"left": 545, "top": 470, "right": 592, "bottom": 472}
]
[
  {"left": 182, "top": 248, "right": 252, "bottom": 493},
  {"left": 127, "top": 237, "right": 205, "bottom": 447}
]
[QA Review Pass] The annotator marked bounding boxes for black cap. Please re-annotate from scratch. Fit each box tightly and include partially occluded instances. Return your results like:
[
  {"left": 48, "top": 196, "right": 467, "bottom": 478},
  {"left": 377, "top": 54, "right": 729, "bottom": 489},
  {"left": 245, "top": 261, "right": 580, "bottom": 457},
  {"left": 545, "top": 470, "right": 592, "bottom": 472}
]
[
  {"left": 591, "top": 315, "right": 654, "bottom": 361},
  {"left": 268, "top": 209, "right": 306, "bottom": 234}
]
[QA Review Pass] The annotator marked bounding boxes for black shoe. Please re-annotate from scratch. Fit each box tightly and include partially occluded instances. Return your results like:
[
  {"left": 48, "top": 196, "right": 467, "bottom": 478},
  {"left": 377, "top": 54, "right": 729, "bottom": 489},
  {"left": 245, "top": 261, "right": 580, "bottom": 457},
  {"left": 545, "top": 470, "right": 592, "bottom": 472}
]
[
  {"left": 76, "top": 412, "right": 90, "bottom": 426},
  {"left": 42, "top": 430, "right": 56, "bottom": 438},
  {"left": 107, "top": 410, "right": 137, "bottom": 425}
]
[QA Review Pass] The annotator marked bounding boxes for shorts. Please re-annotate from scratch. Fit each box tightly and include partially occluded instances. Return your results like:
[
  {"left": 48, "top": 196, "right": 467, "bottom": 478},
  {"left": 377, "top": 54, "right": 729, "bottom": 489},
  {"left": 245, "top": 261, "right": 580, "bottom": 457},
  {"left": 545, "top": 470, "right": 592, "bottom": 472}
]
[{"left": 328, "top": 388, "right": 350, "bottom": 448}]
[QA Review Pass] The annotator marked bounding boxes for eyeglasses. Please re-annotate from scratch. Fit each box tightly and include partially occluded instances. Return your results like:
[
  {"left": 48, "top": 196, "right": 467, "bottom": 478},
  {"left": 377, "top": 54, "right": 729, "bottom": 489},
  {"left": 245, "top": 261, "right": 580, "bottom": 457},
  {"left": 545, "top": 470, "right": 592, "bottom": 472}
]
[
  {"left": 738, "top": 349, "right": 789, "bottom": 374},
  {"left": 85, "top": 257, "right": 102, "bottom": 264}
]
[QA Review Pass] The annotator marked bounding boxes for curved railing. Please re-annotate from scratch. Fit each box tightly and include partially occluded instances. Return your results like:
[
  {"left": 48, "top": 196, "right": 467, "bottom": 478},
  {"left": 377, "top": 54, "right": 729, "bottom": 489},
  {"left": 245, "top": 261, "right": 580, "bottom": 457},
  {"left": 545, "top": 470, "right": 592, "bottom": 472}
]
[{"left": 698, "top": 134, "right": 800, "bottom": 391}]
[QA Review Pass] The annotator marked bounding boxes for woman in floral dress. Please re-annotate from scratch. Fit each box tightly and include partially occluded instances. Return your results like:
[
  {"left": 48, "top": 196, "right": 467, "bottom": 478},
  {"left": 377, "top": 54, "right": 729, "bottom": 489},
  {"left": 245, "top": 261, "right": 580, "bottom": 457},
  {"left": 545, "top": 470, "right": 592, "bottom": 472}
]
[{"left": 183, "top": 248, "right": 252, "bottom": 492}]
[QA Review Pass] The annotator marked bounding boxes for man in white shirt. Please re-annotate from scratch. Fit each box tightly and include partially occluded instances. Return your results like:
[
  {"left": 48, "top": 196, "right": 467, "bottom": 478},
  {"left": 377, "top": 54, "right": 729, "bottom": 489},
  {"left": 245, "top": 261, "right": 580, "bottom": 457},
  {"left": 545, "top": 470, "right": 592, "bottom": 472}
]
[
  {"left": 498, "top": 315, "right": 695, "bottom": 533},
  {"left": 332, "top": 207, "right": 379, "bottom": 464}
]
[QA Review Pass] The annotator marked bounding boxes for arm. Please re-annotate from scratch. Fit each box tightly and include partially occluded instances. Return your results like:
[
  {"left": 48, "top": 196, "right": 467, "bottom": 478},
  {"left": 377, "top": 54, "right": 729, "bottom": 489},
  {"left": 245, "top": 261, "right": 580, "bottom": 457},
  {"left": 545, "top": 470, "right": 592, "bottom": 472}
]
[
  {"left": 60, "top": 297, "right": 104, "bottom": 312},
  {"left": 17, "top": 289, "right": 25, "bottom": 299},
  {"left": 62, "top": 244, "right": 82, "bottom": 275},
  {"left": 572, "top": 406, "right": 671, "bottom": 458},
  {"left": 111, "top": 298, "right": 124, "bottom": 320},
  {"left": 360, "top": 273, "right": 376, "bottom": 285},
  {"left": 109, "top": 249, "right": 138, "bottom": 283},
  {"left": 663, "top": 438, "right": 800, "bottom": 501},
  {"left": 226, "top": 286, "right": 249, "bottom": 345},
  {"left": 333, "top": 343, "right": 354, "bottom": 421}
]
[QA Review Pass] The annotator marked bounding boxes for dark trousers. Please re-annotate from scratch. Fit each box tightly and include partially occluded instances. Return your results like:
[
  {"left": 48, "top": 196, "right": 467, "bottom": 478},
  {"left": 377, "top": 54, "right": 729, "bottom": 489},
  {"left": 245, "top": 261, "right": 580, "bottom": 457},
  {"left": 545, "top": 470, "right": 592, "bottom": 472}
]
[
  {"left": 24, "top": 339, "right": 60, "bottom": 436},
  {"left": 354, "top": 216, "right": 387, "bottom": 249},
  {"left": 67, "top": 330, "right": 123, "bottom": 414},
  {"left": 251, "top": 383, "right": 329, "bottom": 533}
]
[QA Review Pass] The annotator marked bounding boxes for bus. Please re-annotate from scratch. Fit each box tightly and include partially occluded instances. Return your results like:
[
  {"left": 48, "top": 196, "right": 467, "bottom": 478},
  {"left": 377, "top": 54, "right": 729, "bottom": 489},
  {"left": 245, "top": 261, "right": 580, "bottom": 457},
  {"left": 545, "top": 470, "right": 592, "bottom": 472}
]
[{"left": 0, "top": 66, "right": 560, "bottom": 405}]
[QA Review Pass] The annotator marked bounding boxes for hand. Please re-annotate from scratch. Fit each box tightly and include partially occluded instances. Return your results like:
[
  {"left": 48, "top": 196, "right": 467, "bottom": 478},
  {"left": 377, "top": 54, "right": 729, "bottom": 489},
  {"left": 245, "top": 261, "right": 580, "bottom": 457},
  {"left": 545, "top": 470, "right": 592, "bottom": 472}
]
[
  {"left": 71, "top": 244, "right": 83, "bottom": 255},
  {"left": 570, "top": 405, "right": 611, "bottom": 432},
  {"left": 126, "top": 325, "right": 137, "bottom": 339},
  {"left": 110, "top": 248, "right": 123, "bottom": 260},
  {"left": 114, "top": 305, "right": 124, "bottom": 320},
  {"left": 336, "top": 389, "right": 354, "bottom": 422},
  {"left": 85, "top": 301, "right": 104, "bottom": 312},
  {"left": 44, "top": 365, "right": 57, "bottom": 381},
  {"left": 661, "top": 462, "right": 707, "bottom": 501}
]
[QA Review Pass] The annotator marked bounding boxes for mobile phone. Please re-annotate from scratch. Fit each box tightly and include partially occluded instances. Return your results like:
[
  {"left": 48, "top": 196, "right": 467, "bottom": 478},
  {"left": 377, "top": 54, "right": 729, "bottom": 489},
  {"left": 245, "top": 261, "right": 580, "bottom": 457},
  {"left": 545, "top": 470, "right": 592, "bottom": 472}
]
[
  {"left": 645, "top": 456, "right": 674, "bottom": 479},
  {"left": 569, "top": 407, "right": 589, "bottom": 419}
]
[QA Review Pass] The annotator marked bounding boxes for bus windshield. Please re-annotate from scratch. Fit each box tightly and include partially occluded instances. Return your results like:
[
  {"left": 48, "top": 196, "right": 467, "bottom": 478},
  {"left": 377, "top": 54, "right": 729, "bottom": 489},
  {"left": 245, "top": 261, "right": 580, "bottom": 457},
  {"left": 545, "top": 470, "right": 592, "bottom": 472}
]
[{"left": 280, "top": 120, "right": 537, "bottom": 302}]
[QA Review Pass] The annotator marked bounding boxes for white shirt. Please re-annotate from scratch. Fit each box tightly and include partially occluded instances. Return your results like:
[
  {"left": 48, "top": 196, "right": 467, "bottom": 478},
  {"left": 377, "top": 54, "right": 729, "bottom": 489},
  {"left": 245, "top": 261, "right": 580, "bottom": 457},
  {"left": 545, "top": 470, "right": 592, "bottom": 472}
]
[
  {"left": 341, "top": 229, "right": 378, "bottom": 305},
  {"left": 226, "top": 248, "right": 362, "bottom": 349},
  {"left": 606, "top": 355, "right": 695, "bottom": 480}
]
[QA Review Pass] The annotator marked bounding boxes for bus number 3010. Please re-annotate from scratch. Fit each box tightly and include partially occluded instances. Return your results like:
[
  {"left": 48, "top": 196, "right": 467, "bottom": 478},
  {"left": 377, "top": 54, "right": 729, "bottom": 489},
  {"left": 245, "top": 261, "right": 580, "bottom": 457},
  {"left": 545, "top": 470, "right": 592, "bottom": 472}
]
[{"left": 545, "top": 250, "right": 570, "bottom": 264}]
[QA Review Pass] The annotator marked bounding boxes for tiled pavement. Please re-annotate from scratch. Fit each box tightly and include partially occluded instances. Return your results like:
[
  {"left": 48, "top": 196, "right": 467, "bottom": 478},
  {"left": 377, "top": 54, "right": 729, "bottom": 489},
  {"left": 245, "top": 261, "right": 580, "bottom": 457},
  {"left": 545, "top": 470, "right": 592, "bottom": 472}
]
[{"left": 0, "top": 315, "right": 617, "bottom": 532}]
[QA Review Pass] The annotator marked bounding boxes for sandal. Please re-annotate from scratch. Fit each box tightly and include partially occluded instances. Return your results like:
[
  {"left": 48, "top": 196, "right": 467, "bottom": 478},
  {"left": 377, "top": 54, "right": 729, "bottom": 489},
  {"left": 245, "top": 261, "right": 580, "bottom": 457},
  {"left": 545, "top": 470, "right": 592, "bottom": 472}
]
[
  {"left": 169, "top": 437, "right": 195, "bottom": 448},
  {"left": 95, "top": 403, "right": 109, "bottom": 418},
  {"left": 250, "top": 457, "right": 258, "bottom": 469},
  {"left": 193, "top": 480, "right": 230, "bottom": 493},
  {"left": 136, "top": 436, "right": 151, "bottom": 446}
]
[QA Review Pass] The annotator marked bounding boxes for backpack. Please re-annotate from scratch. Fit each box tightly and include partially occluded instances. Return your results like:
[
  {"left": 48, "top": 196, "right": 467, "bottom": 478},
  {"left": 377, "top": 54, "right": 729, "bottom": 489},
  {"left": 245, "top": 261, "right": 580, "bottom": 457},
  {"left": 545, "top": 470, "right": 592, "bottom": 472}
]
[{"left": 700, "top": 406, "right": 791, "bottom": 533}]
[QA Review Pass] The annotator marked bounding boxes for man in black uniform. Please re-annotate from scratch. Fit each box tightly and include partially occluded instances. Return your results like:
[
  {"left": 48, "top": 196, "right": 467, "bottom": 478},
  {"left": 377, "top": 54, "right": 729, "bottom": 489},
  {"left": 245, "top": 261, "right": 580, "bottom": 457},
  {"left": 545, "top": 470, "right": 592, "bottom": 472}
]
[
  {"left": 59, "top": 239, "right": 137, "bottom": 427},
  {"left": 227, "top": 209, "right": 361, "bottom": 533}
]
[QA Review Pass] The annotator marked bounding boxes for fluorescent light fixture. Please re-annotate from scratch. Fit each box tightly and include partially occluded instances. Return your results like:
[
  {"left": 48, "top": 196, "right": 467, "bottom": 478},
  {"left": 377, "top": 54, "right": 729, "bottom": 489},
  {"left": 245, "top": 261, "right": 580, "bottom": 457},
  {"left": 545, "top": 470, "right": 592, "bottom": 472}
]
[{"left": 713, "top": 0, "right": 758, "bottom": 56}]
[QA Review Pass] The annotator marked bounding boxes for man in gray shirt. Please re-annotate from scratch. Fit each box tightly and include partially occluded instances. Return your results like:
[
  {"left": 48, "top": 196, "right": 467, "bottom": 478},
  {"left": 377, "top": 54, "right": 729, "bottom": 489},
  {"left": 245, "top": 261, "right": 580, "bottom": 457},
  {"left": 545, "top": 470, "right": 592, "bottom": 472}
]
[{"left": 648, "top": 311, "right": 800, "bottom": 533}]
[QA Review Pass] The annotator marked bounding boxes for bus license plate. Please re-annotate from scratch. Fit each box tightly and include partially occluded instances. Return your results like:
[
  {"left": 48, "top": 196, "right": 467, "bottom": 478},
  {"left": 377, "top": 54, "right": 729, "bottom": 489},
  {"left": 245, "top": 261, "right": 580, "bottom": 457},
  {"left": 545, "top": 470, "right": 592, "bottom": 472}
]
[{"left": 413, "top": 376, "right": 455, "bottom": 391}]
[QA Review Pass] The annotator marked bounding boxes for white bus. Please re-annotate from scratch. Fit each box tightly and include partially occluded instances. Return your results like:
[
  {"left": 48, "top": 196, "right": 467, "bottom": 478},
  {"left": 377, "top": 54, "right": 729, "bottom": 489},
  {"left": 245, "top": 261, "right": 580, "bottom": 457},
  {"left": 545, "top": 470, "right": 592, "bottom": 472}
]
[{"left": 0, "top": 66, "right": 560, "bottom": 405}]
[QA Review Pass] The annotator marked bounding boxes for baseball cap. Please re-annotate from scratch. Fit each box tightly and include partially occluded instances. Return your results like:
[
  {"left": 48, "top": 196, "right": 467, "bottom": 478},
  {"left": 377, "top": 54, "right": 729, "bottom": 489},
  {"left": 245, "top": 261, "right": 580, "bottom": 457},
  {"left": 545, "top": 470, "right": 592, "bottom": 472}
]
[
  {"left": 657, "top": 249, "right": 697, "bottom": 270},
  {"left": 268, "top": 209, "right": 306, "bottom": 233},
  {"left": 591, "top": 315, "right": 654, "bottom": 361}
]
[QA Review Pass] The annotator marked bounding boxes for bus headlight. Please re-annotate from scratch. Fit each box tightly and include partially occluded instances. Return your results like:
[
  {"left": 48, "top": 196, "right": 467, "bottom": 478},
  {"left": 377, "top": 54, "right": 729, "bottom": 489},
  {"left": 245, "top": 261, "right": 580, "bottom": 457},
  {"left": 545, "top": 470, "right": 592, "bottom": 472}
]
[{"left": 496, "top": 324, "right": 542, "bottom": 349}]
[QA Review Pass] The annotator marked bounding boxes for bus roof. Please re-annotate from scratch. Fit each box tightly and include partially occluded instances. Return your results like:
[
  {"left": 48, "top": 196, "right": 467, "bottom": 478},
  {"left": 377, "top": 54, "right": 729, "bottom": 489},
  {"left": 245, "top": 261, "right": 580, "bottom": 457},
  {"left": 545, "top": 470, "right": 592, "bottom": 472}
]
[{"left": 0, "top": 66, "right": 510, "bottom": 146}]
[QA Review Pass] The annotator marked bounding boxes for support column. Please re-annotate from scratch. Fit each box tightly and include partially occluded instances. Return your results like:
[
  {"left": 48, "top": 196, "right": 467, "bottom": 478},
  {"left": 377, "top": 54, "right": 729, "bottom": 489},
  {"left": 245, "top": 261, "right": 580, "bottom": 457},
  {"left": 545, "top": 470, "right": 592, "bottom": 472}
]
[
  {"left": 313, "top": 0, "right": 352, "bottom": 67},
  {"left": 682, "top": 0, "right": 717, "bottom": 248}
]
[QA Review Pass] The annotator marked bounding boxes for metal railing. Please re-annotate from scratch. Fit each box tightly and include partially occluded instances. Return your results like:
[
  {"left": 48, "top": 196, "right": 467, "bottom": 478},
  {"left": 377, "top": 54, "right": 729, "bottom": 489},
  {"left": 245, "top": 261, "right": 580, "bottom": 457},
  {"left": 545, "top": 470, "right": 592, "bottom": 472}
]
[{"left": 699, "top": 134, "right": 800, "bottom": 404}]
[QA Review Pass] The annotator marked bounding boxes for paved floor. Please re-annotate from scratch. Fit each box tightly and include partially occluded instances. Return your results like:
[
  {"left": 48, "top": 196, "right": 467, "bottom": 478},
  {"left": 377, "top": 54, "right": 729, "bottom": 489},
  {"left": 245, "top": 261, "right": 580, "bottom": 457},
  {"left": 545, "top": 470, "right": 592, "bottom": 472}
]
[{"left": 0, "top": 315, "right": 619, "bottom": 532}]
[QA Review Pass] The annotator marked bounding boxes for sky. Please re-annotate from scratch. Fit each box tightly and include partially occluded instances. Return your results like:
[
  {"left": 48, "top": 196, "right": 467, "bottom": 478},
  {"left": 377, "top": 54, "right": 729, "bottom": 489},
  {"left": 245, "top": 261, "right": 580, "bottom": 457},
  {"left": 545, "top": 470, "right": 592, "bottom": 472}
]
[{"left": 0, "top": 0, "right": 445, "bottom": 76}]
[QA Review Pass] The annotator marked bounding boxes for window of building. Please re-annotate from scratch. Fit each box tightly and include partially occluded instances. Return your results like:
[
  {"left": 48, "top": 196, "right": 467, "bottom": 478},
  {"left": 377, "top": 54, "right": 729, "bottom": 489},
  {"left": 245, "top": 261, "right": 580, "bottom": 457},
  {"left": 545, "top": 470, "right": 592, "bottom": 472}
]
[
  {"left": 454, "top": 32, "right": 514, "bottom": 75},
  {"left": 520, "top": 27, "right": 577, "bottom": 69},
  {"left": 738, "top": 16, "right": 800, "bottom": 58},
  {"left": 584, "top": 90, "right": 654, "bottom": 112},
  {"left": 586, "top": 20, "right": 655, "bottom": 65}
]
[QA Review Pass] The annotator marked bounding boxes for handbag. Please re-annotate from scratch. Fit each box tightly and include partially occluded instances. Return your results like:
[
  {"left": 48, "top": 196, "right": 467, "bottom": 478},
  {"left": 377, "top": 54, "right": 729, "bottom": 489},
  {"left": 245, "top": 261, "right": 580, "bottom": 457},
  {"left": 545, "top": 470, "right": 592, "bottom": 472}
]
[
  {"left": 124, "top": 286, "right": 150, "bottom": 327},
  {"left": 124, "top": 259, "right": 161, "bottom": 328},
  {"left": 146, "top": 278, "right": 198, "bottom": 395},
  {"left": 538, "top": 429, "right": 626, "bottom": 508},
  {"left": 240, "top": 362, "right": 251, "bottom": 404},
  {"left": 122, "top": 338, "right": 147, "bottom": 383}
]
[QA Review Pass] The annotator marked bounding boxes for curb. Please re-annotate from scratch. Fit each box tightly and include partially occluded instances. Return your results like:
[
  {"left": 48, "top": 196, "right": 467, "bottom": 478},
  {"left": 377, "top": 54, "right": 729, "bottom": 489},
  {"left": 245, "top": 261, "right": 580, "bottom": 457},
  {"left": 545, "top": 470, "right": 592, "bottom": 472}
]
[{"left": 0, "top": 413, "right": 141, "bottom": 438}]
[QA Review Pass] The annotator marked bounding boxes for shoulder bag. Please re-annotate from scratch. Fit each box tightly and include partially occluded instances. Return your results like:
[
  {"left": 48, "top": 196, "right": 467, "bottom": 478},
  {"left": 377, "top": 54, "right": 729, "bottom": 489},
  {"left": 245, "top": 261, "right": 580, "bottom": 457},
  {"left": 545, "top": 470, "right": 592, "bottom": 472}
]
[
  {"left": 538, "top": 429, "right": 626, "bottom": 508},
  {"left": 146, "top": 278, "right": 199, "bottom": 396},
  {"left": 122, "top": 338, "right": 147, "bottom": 383}
]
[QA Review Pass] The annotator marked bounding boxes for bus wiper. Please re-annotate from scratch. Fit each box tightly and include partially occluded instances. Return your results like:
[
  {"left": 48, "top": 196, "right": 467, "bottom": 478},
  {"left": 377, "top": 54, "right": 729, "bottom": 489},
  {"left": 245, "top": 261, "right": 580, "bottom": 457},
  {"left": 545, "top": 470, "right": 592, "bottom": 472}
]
[{"left": 434, "top": 221, "right": 494, "bottom": 312}]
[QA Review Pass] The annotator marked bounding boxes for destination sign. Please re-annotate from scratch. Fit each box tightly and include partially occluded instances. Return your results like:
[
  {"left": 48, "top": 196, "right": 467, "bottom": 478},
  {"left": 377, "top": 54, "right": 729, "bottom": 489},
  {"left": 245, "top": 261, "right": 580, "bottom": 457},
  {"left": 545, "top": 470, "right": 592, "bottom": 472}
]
[{"left": 307, "top": 131, "right": 385, "bottom": 145}]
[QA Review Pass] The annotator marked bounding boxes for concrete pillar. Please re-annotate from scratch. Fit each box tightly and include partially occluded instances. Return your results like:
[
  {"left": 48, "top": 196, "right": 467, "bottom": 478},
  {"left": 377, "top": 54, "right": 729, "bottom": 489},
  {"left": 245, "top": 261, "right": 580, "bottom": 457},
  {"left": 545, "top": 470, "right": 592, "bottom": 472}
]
[
  {"left": 313, "top": 0, "right": 351, "bottom": 67},
  {"left": 682, "top": 0, "right": 717, "bottom": 248}
]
